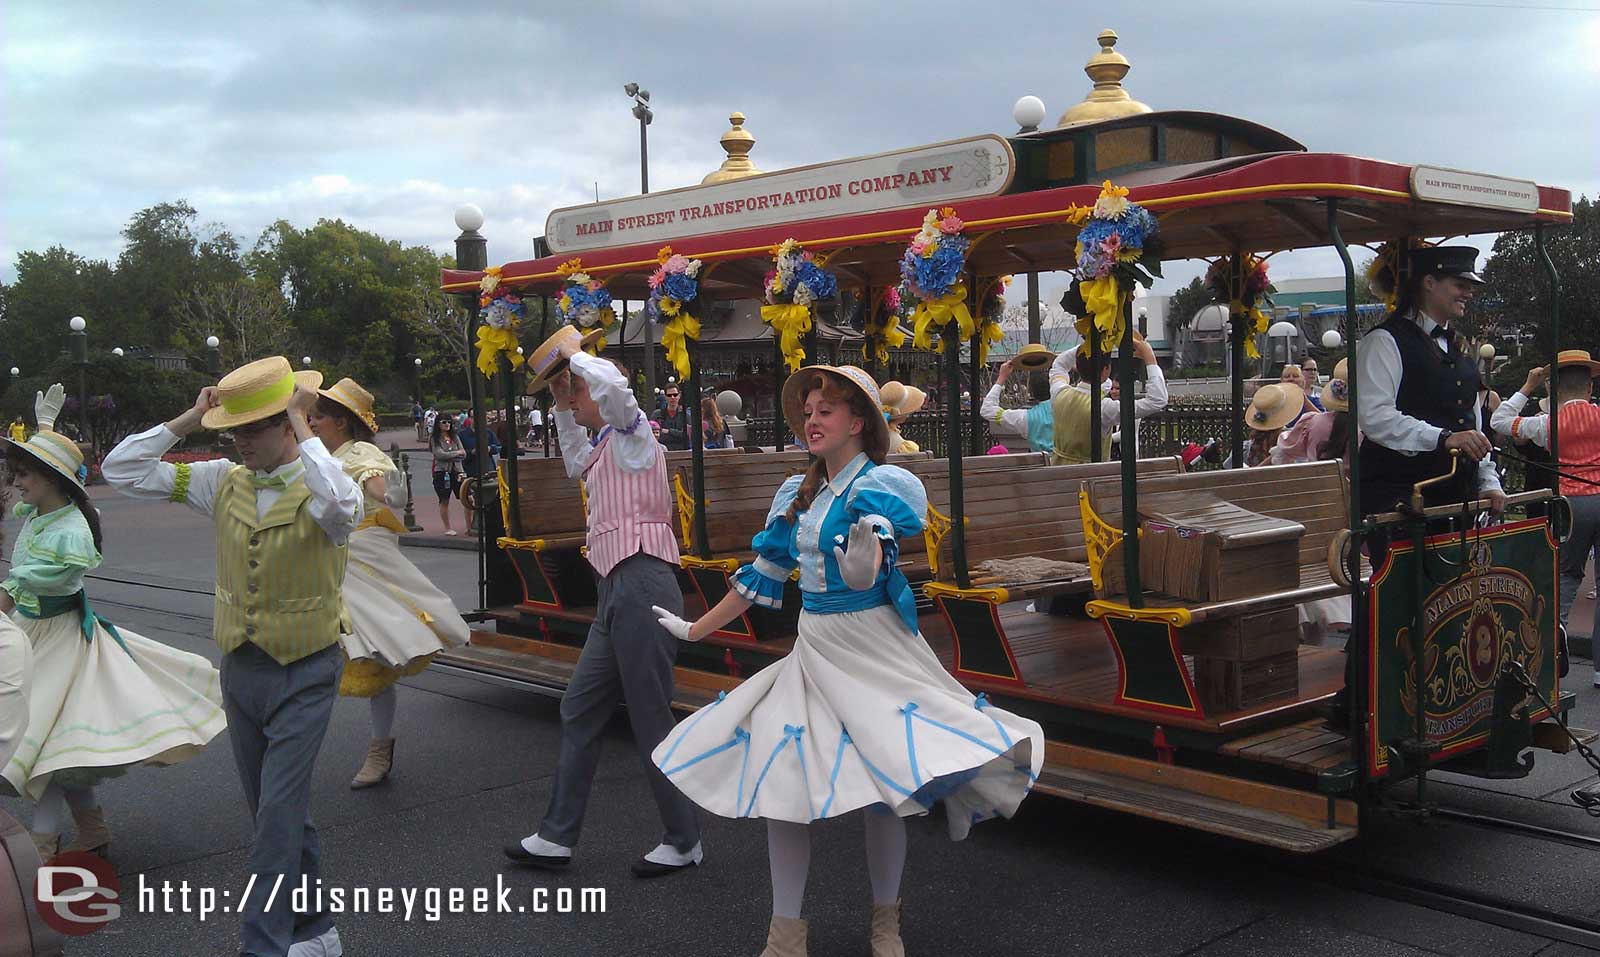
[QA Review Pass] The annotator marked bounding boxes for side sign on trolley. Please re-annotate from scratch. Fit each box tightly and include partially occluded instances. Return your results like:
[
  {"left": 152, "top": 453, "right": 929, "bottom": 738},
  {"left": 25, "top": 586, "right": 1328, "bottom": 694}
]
[
  {"left": 544, "top": 135, "right": 1016, "bottom": 255},
  {"left": 1366, "top": 520, "right": 1558, "bottom": 778},
  {"left": 1410, "top": 165, "right": 1540, "bottom": 214}
]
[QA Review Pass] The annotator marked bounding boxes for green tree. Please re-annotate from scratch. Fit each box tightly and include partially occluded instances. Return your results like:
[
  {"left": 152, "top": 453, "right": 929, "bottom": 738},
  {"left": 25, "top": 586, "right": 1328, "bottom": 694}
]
[
  {"left": 1480, "top": 197, "right": 1595, "bottom": 396},
  {"left": 1165, "top": 276, "right": 1213, "bottom": 335}
]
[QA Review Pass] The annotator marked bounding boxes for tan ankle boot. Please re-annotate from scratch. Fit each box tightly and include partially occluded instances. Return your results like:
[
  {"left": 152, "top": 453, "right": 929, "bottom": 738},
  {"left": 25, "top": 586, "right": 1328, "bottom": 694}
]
[
  {"left": 759, "top": 915, "right": 807, "bottom": 956},
  {"left": 351, "top": 738, "right": 395, "bottom": 789},
  {"left": 870, "top": 900, "right": 904, "bottom": 957},
  {"left": 30, "top": 831, "right": 60, "bottom": 862},
  {"left": 66, "top": 805, "right": 112, "bottom": 856}
]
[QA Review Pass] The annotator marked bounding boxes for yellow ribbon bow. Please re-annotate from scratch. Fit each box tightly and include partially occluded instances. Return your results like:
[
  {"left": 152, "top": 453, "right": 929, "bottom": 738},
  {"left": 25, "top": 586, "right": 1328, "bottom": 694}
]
[
  {"left": 659, "top": 310, "right": 702, "bottom": 381},
  {"left": 1070, "top": 276, "right": 1127, "bottom": 350},
  {"left": 910, "top": 284, "right": 974, "bottom": 353},
  {"left": 760, "top": 303, "right": 812, "bottom": 372},
  {"left": 975, "top": 318, "right": 1006, "bottom": 367},
  {"left": 474, "top": 325, "right": 524, "bottom": 378},
  {"left": 1233, "top": 300, "right": 1270, "bottom": 360},
  {"left": 866, "top": 316, "right": 906, "bottom": 365}
]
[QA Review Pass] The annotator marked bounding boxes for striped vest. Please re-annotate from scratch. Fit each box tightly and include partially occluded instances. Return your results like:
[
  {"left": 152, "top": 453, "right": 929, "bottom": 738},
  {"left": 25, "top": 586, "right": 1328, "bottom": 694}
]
[
  {"left": 583, "top": 431, "right": 680, "bottom": 577},
  {"left": 1050, "top": 387, "right": 1111, "bottom": 465},
  {"left": 1556, "top": 401, "right": 1600, "bottom": 497},
  {"left": 214, "top": 466, "right": 350, "bottom": 664}
]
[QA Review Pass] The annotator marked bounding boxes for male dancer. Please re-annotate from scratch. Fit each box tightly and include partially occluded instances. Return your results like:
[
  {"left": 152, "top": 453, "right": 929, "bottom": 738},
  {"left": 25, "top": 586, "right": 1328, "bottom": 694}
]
[
  {"left": 103, "top": 357, "right": 361, "bottom": 957},
  {"left": 506, "top": 328, "right": 702, "bottom": 876}
]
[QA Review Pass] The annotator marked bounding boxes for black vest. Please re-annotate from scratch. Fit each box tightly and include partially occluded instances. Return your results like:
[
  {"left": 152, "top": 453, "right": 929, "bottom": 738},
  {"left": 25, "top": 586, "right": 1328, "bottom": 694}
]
[{"left": 1358, "top": 313, "right": 1481, "bottom": 512}]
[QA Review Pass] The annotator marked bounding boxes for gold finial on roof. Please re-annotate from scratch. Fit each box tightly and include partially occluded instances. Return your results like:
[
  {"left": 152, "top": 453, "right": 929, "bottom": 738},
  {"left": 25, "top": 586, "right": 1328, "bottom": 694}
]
[
  {"left": 1056, "top": 29, "right": 1153, "bottom": 128},
  {"left": 702, "top": 112, "right": 764, "bottom": 184}
]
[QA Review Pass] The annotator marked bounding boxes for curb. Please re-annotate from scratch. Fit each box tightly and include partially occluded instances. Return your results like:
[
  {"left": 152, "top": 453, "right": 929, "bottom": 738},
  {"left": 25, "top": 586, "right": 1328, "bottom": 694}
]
[{"left": 399, "top": 534, "right": 482, "bottom": 552}]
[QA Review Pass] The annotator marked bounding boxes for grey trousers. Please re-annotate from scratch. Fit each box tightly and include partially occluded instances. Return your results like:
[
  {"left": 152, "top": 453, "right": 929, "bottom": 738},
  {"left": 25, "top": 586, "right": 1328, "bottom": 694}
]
[
  {"left": 1559, "top": 493, "right": 1600, "bottom": 678},
  {"left": 221, "top": 642, "right": 342, "bottom": 957},
  {"left": 539, "top": 553, "right": 700, "bottom": 852}
]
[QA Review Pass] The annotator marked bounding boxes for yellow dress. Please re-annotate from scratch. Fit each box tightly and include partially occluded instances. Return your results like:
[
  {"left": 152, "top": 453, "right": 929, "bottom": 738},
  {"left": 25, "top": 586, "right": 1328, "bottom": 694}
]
[{"left": 332, "top": 441, "right": 470, "bottom": 697}]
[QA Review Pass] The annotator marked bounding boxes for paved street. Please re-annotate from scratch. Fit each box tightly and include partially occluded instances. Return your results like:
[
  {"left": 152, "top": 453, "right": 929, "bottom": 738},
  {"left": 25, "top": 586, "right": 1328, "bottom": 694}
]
[{"left": 7, "top": 489, "right": 1600, "bottom": 955}]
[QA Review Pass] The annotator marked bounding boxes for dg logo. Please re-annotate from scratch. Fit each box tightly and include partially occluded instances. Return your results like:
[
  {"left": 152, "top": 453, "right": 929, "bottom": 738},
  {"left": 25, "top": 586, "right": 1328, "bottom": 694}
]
[{"left": 35, "top": 850, "right": 122, "bottom": 936}]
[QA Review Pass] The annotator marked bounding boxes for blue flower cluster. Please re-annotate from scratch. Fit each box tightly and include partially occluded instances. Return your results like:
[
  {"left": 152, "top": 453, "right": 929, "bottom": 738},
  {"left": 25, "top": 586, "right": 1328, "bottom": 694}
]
[
  {"left": 794, "top": 260, "right": 837, "bottom": 300},
  {"left": 558, "top": 283, "right": 613, "bottom": 323},
  {"left": 900, "top": 233, "right": 968, "bottom": 300},
  {"left": 662, "top": 271, "right": 698, "bottom": 303},
  {"left": 1075, "top": 206, "right": 1157, "bottom": 278}
]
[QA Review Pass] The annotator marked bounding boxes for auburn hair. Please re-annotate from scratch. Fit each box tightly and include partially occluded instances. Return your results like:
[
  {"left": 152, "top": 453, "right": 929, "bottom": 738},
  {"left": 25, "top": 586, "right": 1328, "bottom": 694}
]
[{"left": 783, "top": 371, "right": 887, "bottom": 524}]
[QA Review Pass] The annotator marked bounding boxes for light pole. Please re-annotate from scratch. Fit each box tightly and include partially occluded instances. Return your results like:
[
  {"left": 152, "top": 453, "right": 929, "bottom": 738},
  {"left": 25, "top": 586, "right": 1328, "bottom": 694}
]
[
  {"left": 626, "top": 83, "right": 657, "bottom": 396},
  {"left": 68, "top": 316, "right": 88, "bottom": 454},
  {"left": 206, "top": 336, "right": 221, "bottom": 376},
  {"left": 302, "top": 355, "right": 313, "bottom": 370},
  {"left": 1013, "top": 96, "right": 1046, "bottom": 346},
  {"left": 454, "top": 203, "right": 491, "bottom": 609},
  {"left": 413, "top": 356, "right": 424, "bottom": 407}
]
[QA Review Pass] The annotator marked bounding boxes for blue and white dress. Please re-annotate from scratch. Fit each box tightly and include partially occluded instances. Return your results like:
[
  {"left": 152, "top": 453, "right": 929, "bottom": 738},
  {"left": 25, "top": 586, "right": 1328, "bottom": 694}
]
[{"left": 652, "top": 453, "right": 1044, "bottom": 839}]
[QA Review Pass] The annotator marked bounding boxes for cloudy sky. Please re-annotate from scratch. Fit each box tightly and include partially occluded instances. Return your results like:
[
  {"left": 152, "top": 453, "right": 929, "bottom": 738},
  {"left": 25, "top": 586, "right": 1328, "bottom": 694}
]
[{"left": 4, "top": 0, "right": 1597, "bottom": 295}]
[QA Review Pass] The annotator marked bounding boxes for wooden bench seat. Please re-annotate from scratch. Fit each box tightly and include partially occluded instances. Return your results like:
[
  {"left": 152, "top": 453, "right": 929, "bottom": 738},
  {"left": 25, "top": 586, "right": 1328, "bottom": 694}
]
[{"left": 497, "top": 456, "right": 596, "bottom": 612}]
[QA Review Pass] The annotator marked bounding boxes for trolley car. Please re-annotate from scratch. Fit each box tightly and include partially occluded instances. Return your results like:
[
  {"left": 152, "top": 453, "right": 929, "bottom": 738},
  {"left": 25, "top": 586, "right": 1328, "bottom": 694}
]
[{"left": 436, "top": 30, "right": 1578, "bottom": 853}]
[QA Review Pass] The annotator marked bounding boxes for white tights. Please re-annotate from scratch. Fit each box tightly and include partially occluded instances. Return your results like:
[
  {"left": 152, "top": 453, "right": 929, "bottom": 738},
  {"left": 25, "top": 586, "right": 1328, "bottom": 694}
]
[
  {"left": 33, "top": 782, "right": 98, "bottom": 835},
  {"left": 766, "top": 807, "right": 907, "bottom": 919},
  {"left": 370, "top": 686, "right": 397, "bottom": 740}
]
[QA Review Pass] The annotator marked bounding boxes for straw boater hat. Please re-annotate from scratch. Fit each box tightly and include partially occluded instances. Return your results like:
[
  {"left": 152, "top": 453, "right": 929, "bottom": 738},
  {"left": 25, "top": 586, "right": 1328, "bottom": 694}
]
[
  {"left": 318, "top": 377, "right": 380, "bottom": 435},
  {"left": 877, "top": 381, "right": 928, "bottom": 425},
  {"left": 1245, "top": 382, "right": 1304, "bottom": 432},
  {"left": 1321, "top": 359, "right": 1351, "bottom": 413},
  {"left": 523, "top": 325, "right": 608, "bottom": 394},
  {"left": 200, "top": 356, "right": 323, "bottom": 431},
  {"left": 1014, "top": 343, "right": 1056, "bottom": 370},
  {"left": 1555, "top": 349, "right": 1600, "bottom": 376},
  {"left": 781, "top": 365, "right": 891, "bottom": 454},
  {"left": 1, "top": 386, "right": 85, "bottom": 490}
]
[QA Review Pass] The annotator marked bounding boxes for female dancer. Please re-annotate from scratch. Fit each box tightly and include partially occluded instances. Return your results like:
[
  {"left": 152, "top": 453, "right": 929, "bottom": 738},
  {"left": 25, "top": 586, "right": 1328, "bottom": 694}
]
[
  {"left": 652, "top": 366, "right": 1044, "bottom": 957},
  {"left": 430, "top": 414, "right": 466, "bottom": 535},
  {"left": 309, "top": 378, "right": 469, "bottom": 788},
  {"left": 2, "top": 386, "right": 225, "bottom": 857}
]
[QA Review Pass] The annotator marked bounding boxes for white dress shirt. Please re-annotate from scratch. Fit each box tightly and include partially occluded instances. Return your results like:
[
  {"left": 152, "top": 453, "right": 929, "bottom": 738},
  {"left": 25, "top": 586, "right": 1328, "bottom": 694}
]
[
  {"left": 102, "top": 425, "right": 364, "bottom": 545},
  {"left": 1356, "top": 310, "right": 1500, "bottom": 494},
  {"left": 553, "top": 350, "right": 659, "bottom": 478},
  {"left": 979, "top": 384, "right": 1031, "bottom": 438},
  {"left": 1046, "top": 345, "right": 1169, "bottom": 432},
  {"left": 1489, "top": 391, "right": 1588, "bottom": 449}
]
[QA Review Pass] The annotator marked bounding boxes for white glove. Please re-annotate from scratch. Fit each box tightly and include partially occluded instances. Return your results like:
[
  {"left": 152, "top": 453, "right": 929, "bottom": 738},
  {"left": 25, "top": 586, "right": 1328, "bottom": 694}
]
[
  {"left": 652, "top": 605, "right": 697, "bottom": 642},
  {"left": 34, "top": 384, "right": 65, "bottom": 432},
  {"left": 383, "top": 470, "right": 408, "bottom": 508},
  {"left": 833, "top": 517, "right": 884, "bottom": 591}
]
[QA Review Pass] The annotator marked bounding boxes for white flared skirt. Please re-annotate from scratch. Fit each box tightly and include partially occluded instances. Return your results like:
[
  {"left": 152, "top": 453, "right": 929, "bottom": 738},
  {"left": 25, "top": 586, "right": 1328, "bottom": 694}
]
[
  {"left": 1, "top": 609, "right": 225, "bottom": 801},
  {"left": 653, "top": 605, "right": 1044, "bottom": 840},
  {"left": 338, "top": 526, "right": 469, "bottom": 696}
]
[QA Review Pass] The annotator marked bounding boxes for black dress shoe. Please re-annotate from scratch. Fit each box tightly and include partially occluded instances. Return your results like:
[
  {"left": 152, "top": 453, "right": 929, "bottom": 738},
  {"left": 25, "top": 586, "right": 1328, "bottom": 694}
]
[
  {"left": 630, "top": 856, "right": 699, "bottom": 879},
  {"left": 504, "top": 842, "right": 572, "bottom": 869}
]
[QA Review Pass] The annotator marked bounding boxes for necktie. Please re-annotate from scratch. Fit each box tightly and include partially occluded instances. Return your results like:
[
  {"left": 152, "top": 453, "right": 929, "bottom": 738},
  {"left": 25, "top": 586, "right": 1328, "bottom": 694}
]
[
  {"left": 1431, "top": 326, "right": 1455, "bottom": 348},
  {"left": 251, "top": 472, "right": 291, "bottom": 491}
]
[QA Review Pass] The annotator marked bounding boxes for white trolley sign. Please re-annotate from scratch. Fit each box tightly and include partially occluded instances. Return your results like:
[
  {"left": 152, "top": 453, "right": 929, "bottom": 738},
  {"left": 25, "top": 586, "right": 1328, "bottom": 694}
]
[
  {"left": 544, "top": 135, "right": 1016, "bottom": 255},
  {"left": 1409, "top": 165, "right": 1539, "bottom": 214}
]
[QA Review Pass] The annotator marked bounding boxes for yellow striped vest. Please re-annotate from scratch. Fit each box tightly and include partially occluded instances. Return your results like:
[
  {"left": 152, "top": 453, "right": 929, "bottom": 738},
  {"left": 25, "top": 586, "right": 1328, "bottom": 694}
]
[
  {"left": 1050, "top": 387, "right": 1112, "bottom": 466},
  {"left": 213, "top": 465, "right": 349, "bottom": 664}
]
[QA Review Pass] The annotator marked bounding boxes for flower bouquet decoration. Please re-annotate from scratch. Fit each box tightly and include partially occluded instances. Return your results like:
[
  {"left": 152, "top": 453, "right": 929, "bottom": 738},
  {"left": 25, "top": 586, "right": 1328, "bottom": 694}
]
[
  {"left": 973, "top": 275, "right": 1011, "bottom": 366},
  {"left": 555, "top": 258, "right": 615, "bottom": 354},
  {"left": 761, "top": 238, "right": 837, "bottom": 372},
  {"left": 475, "top": 265, "right": 525, "bottom": 377},
  {"left": 648, "top": 245, "right": 703, "bottom": 381},
  {"left": 1062, "top": 181, "right": 1163, "bottom": 352},
  {"left": 860, "top": 286, "right": 906, "bottom": 365},
  {"left": 1365, "top": 238, "right": 1433, "bottom": 311},
  {"left": 901, "top": 207, "right": 974, "bottom": 353},
  {"left": 1205, "top": 253, "right": 1274, "bottom": 360}
]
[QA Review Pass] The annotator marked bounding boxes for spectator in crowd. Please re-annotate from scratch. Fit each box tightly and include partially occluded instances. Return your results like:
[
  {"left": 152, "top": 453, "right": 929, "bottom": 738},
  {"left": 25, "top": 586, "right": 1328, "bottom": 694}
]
[
  {"left": 412, "top": 401, "right": 425, "bottom": 441},
  {"left": 460, "top": 415, "right": 501, "bottom": 479},
  {"left": 430, "top": 415, "right": 467, "bottom": 536},
  {"left": 652, "top": 384, "right": 690, "bottom": 451},
  {"left": 701, "top": 397, "right": 730, "bottom": 450}
]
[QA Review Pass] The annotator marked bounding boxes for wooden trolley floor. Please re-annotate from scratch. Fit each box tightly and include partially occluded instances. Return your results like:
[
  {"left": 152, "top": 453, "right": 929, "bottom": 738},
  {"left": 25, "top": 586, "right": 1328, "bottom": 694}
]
[{"left": 479, "top": 600, "right": 1344, "bottom": 737}]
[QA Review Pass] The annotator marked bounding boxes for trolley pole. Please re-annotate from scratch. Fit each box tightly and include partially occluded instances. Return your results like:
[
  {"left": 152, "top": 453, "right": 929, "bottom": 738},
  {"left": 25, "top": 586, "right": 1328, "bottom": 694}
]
[
  {"left": 455, "top": 218, "right": 489, "bottom": 612},
  {"left": 945, "top": 321, "right": 970, "bottom": 589},
  {"left": 1089, "top": 330, "right": 1103, "bottom": 462},
  {"left": 1118, "top": 301, "right": 1142, "bottom": 607},
  {"left": 1328, "top": 198, "right": 1367, "bottom": 774}
]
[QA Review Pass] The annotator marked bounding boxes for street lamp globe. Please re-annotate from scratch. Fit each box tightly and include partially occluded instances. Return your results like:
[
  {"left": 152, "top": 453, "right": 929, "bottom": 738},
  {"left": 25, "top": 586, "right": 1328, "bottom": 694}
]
[
  {"left": 1321, "top": 329, "right": 1343, "bottom": 349},
  {"left": 1479, "top": 343, "right": 1496, "bottom": 361},
  {"left": 112, "top": 347, "right": 124, "bottom": 357},
  {"left": 454, "top": 204, "right": 485, "bottom": 233},
  {"left": 205, "top": 335, "right": 220, "bottom": 349},
  {"left": 9, "top": 368, "right": 18, "bottom": 377},
  {"left": 1012, "top": 95, "right": 1046, "bottom": 133},
  {"left": 302, "top": 356, "right": 312, "bottom": 367},
  {"left": 414, "top": 357, "right": 423, "bottom": 367},
  {"left": 68, "top": 316, "right": 86, "bottom": 332}
]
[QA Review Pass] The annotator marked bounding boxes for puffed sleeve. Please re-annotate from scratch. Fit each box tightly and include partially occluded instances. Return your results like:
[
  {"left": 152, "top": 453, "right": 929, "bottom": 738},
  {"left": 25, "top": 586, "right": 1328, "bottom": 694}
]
[
  {"left": 2, "top": 509, "right": 100, "bottom": 615},
  {"left": 731, "top": 475, "right": 803, "bottom": 609},
  {"left": 845, "top": 464, "right": 928, "bottom": 540}
]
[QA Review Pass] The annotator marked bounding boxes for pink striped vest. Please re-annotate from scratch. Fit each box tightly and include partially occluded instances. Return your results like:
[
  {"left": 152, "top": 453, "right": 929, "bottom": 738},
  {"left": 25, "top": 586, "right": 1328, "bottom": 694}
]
[
  {"left": 583, "top": 430, "right": 681, "bottom": 576},
  {"left": 1557, "top": 401, "right": 1600, "bottom": 498}
]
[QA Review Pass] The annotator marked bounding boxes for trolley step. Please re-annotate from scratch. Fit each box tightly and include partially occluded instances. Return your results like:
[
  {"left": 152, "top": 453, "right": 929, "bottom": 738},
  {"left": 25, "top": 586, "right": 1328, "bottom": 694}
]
[
  {"left": 1034, "top": 743, "right": 1358, "bottom": 853},
  {"left": 434, "top": 639, "right": 733, "bottom": 713}
]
